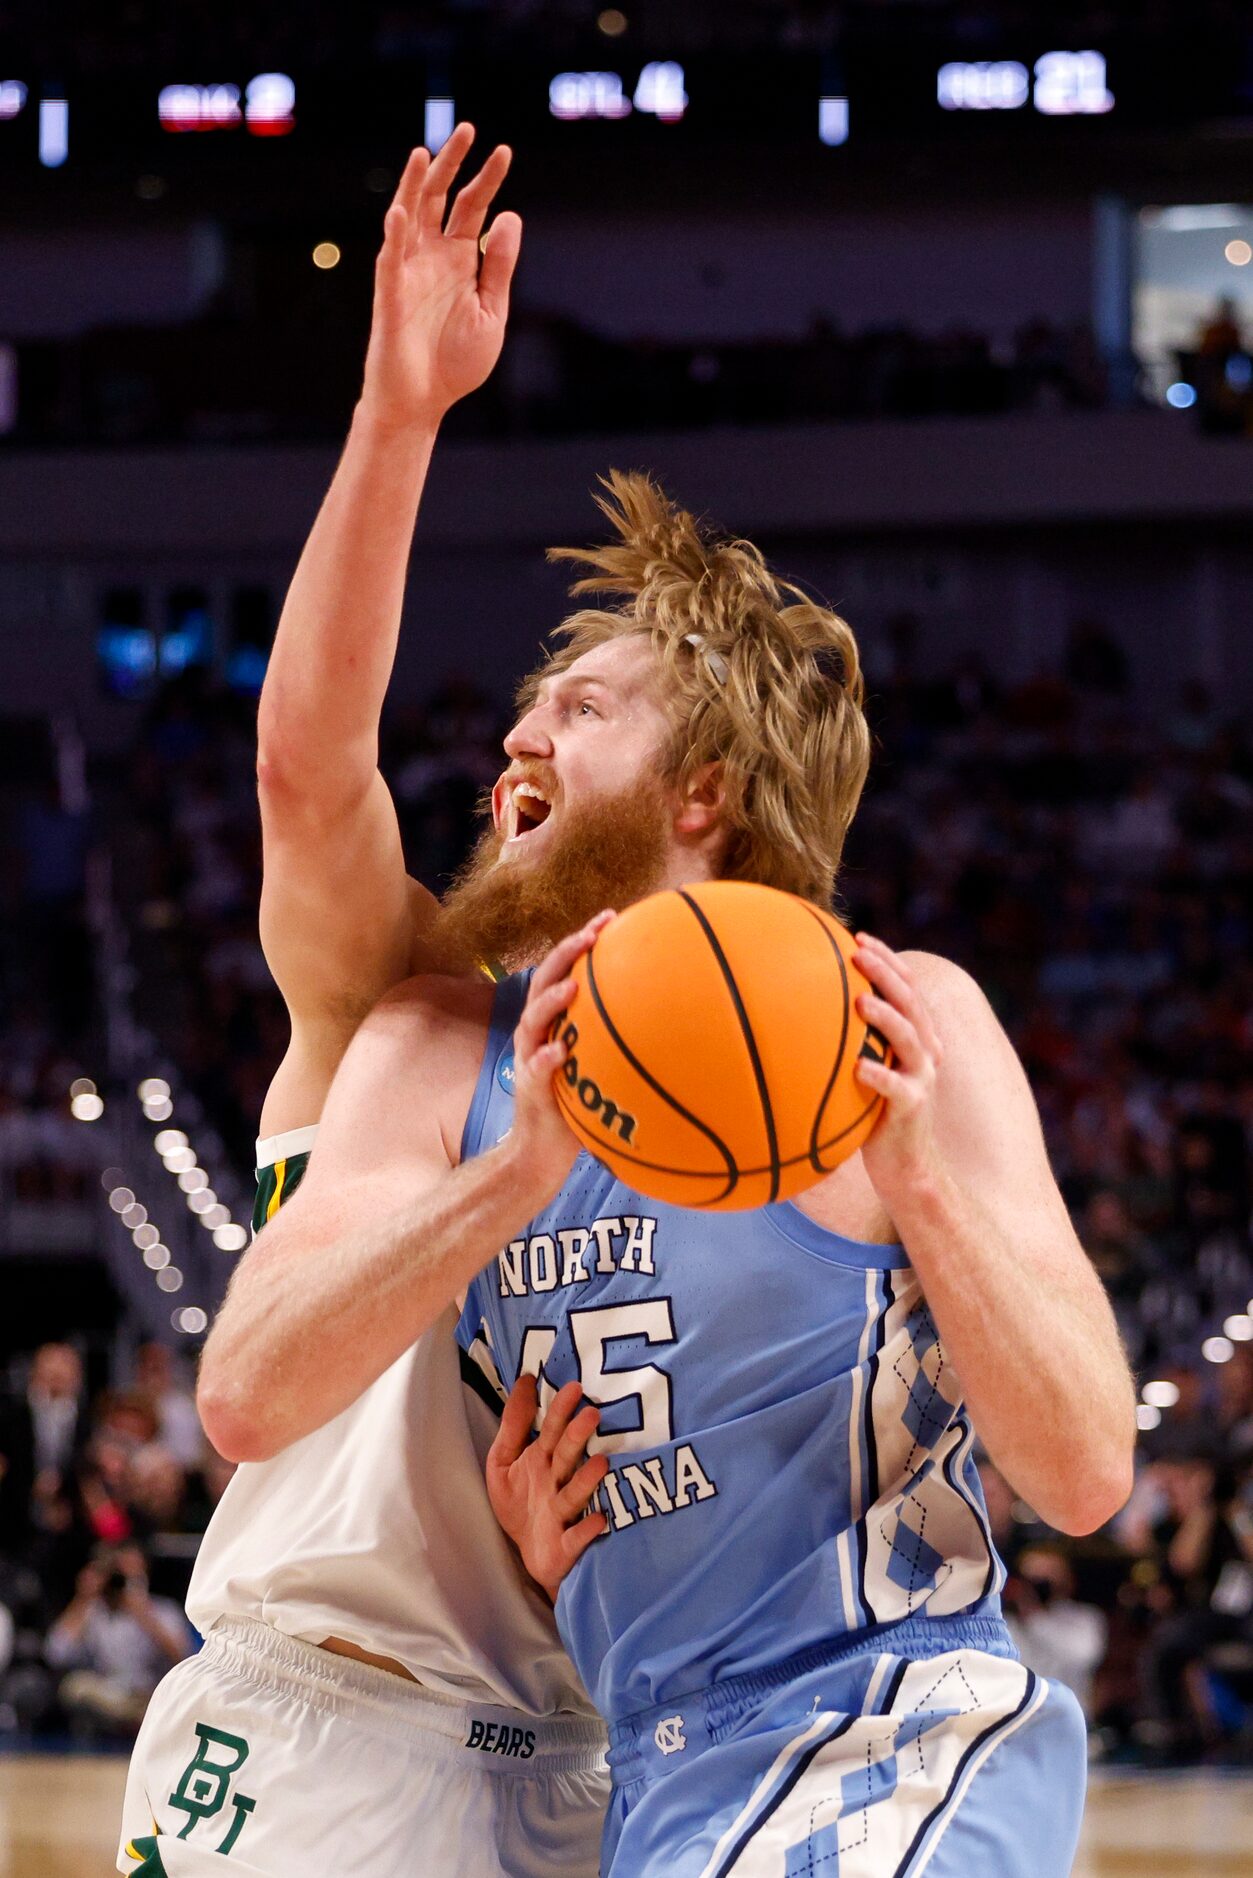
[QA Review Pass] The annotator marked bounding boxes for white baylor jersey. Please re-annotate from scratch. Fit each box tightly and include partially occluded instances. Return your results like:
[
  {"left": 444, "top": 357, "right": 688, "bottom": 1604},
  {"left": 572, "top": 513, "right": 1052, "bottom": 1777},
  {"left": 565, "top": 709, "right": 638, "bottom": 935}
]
[{"left": 186, "top": 1125, "right": 594, "bottom": 1718}]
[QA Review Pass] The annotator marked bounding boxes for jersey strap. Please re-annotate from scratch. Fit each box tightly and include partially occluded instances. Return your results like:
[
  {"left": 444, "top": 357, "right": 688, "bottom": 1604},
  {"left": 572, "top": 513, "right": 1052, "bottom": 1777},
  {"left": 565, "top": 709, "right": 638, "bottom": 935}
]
[
  {"left": 251, "top": 1124, "right": 318, "bottom": 1235},
  {"left": 458, "top": 970, "right": 531, "bottom": 1165}
]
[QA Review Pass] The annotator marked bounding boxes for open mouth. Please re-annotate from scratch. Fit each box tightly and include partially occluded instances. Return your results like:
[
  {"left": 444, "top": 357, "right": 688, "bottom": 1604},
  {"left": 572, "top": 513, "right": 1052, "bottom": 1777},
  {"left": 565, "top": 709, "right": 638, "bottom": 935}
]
[{"left": 505, "top": 780, "right": 554, "bottom": 843}]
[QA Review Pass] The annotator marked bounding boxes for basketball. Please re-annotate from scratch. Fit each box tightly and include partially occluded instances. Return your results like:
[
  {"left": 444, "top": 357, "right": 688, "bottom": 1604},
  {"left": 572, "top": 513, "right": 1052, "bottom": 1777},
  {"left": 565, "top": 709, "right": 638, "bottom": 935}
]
[{"left": 548, "top": 880, "right": 890, "bottom": 1210}]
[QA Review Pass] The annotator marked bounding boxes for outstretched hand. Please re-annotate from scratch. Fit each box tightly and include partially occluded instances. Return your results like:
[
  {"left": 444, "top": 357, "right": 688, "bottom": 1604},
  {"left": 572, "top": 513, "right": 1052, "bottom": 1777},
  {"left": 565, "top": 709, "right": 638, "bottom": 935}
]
[
  {"left": 361, "top": 123, "right": 523, "bottom": 429},
  {"left": 486, "top": 1376, "right": 609, "bottom": 1601}
]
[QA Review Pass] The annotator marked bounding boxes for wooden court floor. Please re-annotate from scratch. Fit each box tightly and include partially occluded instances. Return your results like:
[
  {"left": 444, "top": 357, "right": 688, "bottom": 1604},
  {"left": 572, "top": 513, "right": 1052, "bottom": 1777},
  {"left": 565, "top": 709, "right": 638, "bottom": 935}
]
[{"left": 0, "top": 1755, "right": 1249, "bottom": 1876}]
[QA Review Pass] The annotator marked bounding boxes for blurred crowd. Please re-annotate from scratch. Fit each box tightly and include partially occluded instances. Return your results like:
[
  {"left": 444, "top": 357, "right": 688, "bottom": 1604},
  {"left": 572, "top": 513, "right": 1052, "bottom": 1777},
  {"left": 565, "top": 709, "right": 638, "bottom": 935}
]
[
  {"left": 0, "top": 1340, "right": 228, "bottom": 1738},
  {"left": 0, "top": 725, "right": 97, "bottom": 1221},
  {"left": 1182, "top": 298, "right": 1253, "bottom": 440},
  {"left": 0, "top": 608, "right": 1251, "bottom": 1758},
  {"left": 11, "top": 311, "right": 1109, "bottom": 450}
]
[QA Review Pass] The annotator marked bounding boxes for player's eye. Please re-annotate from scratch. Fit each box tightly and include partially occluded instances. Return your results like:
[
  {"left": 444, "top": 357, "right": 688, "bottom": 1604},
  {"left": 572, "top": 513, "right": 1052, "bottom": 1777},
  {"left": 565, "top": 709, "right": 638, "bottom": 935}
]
[{"left": 578, "top": 700, "right": 601, "bottom": 717}]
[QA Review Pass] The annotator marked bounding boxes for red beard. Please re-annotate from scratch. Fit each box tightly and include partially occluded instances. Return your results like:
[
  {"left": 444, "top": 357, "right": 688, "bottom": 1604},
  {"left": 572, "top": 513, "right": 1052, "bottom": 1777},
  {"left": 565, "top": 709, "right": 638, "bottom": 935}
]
[{"left": 428, "top": 774, "right": 672, "bottom": 975}]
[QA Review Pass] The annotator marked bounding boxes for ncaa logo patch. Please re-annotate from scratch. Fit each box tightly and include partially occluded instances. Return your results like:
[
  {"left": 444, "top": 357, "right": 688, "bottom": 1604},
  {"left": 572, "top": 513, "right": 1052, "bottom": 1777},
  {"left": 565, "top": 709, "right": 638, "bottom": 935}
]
[
  {"left": 654, "top": 1714, "right": 686, "bottom": 1756},
  {"left": 497, "top": 1050, "right": 516, "bottom": 1095}
]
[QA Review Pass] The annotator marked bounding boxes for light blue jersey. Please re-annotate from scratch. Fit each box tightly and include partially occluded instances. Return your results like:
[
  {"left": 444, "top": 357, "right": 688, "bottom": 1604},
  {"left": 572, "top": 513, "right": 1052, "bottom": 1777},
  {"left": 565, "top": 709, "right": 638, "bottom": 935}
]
[
  {"left": 457, "top": 973, "right": 1008, "bottom": 1726},
  {"left": 457, "top": 973, "right": 1087, "bottom": 1876}
]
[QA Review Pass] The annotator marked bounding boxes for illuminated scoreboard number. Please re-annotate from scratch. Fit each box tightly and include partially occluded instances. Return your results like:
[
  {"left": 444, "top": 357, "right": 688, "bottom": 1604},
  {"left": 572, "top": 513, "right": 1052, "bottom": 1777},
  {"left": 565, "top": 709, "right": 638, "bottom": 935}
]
[
  {"left": 548, "top": 61, "right": 688, "bottom": 124},
  {"left": 937, "top": 51, "right": 1114, "bottom": 117},
  {"left": 157, "top": 72, "right": 296, "bottom": 136}
]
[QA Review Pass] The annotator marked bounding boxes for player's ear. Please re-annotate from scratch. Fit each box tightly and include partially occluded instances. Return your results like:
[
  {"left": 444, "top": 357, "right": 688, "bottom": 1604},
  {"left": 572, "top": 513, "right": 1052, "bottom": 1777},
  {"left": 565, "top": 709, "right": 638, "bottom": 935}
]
[{"left": 674, "top": 762, "right": 725, "bottom": 838}]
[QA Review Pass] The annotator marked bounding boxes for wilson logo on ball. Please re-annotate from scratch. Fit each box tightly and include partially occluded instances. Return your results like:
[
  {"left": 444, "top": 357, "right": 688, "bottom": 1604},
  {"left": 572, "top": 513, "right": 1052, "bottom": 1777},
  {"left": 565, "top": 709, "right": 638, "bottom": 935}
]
[{"left": 552, "top": 1015, "right": 639, "bottom": 1145}]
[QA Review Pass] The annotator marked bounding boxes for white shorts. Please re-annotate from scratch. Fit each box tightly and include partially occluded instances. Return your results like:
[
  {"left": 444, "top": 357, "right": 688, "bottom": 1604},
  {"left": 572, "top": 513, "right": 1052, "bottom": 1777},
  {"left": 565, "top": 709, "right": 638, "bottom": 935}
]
[{"left": 118, "top": 1616, "right": 609, "bottom": 1878}]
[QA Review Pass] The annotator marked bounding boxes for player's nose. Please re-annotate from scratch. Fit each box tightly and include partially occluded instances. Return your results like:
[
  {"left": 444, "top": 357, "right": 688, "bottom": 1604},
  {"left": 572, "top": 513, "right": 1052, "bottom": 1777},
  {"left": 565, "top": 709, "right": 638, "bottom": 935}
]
[{"left": 503, "top": 705, "right": 554, "bottom": 761}]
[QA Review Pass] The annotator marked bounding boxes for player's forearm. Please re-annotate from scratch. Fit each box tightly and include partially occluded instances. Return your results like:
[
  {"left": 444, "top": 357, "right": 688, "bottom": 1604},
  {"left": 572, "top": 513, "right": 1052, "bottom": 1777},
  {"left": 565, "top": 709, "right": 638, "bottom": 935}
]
[
  {"left": 197, "top": 1137, "right": 546, "bottom": 1464},
  {"left": 892, "top": 1167, "right": 1135, "bottom": 1535},
  {"left": 256, "top": 406, "right": 438, "bottom": 797}
]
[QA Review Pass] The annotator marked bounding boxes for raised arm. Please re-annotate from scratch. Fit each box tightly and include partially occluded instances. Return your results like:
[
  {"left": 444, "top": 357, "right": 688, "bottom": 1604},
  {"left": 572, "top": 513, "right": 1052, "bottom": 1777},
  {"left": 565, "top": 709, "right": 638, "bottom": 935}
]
[
  {"left": 258, "top": 124, "right": 522, "bottom": 1130},
  {"left": 852, "top": 935, "right": 1137, "bottom": 1537}
]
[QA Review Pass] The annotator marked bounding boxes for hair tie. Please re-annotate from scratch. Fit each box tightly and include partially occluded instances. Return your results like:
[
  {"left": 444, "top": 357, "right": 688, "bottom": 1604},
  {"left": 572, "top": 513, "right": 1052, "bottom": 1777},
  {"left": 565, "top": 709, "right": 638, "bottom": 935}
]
[{"left": 683, "top": 632, "right": 729, "bottom": 685}]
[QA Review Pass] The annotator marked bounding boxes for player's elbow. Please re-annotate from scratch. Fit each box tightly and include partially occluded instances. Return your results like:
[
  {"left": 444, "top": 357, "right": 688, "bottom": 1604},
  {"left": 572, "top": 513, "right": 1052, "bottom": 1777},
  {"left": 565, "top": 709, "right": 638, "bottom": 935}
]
[
  {"left": 197, "top": 1354, "right": 284, "bottom": 1466},
  {"left": 1042, "top": 1448, "right": 1135, "bottom": 1537},
  {"left": 197, "top": 1384, "right": 271, "bottom": 1466}
]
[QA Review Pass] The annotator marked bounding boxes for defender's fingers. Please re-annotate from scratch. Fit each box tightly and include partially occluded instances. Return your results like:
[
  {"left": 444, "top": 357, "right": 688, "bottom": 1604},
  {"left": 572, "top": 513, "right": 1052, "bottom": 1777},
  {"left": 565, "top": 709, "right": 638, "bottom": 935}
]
[
  {"left": 375, "top": 204, "right": 407, "bottom": 292},
  {"left": 536, "top": 1380, "right": 586, "bottom": 1459},
  {"left": 420, "top": 121, "right": 476, "bottom": 230},
  {"left": 855, "top": 942, "right": 942, "bottom": 1060},
  {"left": 489, "top": 1372, "right": 538, "bottom": 1471},
  {"left": 532, "top": 912, "right": 615, "bottom": 996},
  {"left": 561, "top": 1509, "right": 609, "bottom": 1565},
  {"left": 551, "top": 1403, "right": 601, "bottom": 1488},
  {"left": 393, "top": 146, "right": 431, "bottom": 217},
  {"left": 478, "top": 210, "right": 523, "bottom": 323},
  {"left": 446, "top": 144, "right": 513, "bottom": 241},
  {"left": 556, "top": 1453, "right": 610, "bottom": 1521},
  {"left": 515, "top": 977, "right": 577, "bottom": 1057},
  {"left": 854, "top": 1057, "right": 908, "bottom": 1102},
  {"left": 856, "top": 995, "right": 923, "bottom": 1074}
]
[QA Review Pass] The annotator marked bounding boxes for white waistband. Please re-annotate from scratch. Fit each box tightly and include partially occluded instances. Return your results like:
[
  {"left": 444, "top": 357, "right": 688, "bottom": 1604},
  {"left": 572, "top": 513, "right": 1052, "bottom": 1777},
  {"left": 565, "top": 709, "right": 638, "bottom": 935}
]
[
  {"left": 255, "top": 1123, "right": 319, "bottom": 1169},
  {"left": 204, "top": 1616, "right": 607, "bottom": 1774}
]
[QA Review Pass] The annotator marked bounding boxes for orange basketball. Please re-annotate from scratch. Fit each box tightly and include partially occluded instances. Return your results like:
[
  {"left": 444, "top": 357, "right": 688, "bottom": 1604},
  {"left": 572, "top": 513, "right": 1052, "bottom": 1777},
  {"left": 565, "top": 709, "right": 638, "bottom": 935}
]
[{"left": 548, "top": 880, "right": 890, "bottom": 1210}]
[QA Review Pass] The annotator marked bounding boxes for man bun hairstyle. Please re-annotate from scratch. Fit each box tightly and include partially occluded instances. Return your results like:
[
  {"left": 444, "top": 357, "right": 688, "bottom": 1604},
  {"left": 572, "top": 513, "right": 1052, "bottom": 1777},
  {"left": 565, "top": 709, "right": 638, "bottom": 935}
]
[{"left": 531, "top": 470, "right": 871, "bottom": 909}]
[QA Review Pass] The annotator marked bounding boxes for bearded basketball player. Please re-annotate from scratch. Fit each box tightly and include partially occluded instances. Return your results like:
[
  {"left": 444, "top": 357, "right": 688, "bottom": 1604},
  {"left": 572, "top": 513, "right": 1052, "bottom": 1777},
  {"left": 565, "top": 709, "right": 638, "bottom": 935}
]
[
  {"left": 117, "top": 130, "right": 609, "bottom": 1877},
  {"left": 194, "top": 453, "right": 1137, "bottom": 1867}
]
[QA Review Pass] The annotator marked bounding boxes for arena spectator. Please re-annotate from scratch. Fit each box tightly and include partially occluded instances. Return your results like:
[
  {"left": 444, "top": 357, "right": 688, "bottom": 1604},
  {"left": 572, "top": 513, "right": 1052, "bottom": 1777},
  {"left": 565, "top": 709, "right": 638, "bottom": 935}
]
[
  {"left": 0, "top": 1343, "right": 87, "bottom": 1558},
  {"left": 45, "top": 1542, "right": 190, "bottom": 1737},
  {"left": 1137, "top": 1452, "right": 1253, "bottom": 1758},
  {"left": 132, "top": 1343, "right": 204, "bottom": 1471},
  {"left": 1004, "top": 1544, "right": 1109, "bottom": 1719}
]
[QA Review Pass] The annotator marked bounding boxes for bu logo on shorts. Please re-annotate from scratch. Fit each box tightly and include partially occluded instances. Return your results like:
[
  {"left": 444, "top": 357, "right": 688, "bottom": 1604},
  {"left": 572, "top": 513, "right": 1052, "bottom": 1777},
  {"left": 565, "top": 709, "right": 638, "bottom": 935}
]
[
  {"left": 654, "top": 1714, "right": 686, "bottom": 1756},
  {"left": 168, "top": 1723, "right": 256, "bottom": 1853}
]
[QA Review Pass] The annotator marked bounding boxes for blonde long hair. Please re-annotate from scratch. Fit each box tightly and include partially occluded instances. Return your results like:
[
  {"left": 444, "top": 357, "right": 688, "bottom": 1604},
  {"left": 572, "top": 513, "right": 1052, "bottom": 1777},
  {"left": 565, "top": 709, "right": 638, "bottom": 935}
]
[{"left": 526, "top": 471, "right": 871, "bottom": 909}]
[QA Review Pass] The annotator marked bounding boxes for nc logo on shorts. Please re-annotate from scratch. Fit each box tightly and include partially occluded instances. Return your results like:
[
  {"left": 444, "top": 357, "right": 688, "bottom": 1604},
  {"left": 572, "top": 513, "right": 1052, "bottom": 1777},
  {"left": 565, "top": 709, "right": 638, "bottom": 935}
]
[
  {"left": 654, "top": 1714, "right": 686, "bottom": 1756},
  {"left": 497, "top": 1051, "right": 516, "bottom": 1095}
]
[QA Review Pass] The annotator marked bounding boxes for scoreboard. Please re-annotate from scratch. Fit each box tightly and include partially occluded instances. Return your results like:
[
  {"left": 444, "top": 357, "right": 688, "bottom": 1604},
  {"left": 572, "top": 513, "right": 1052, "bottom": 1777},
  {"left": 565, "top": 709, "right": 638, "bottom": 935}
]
[{"left": 0, "top": 32, "right": 1247, "bottom": 181}]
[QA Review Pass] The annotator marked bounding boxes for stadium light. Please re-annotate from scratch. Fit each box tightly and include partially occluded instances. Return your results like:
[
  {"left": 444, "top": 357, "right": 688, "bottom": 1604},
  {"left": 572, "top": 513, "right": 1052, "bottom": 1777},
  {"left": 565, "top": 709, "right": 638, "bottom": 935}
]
[
  {"left": 38, "top": 96, "right": 68, "bottom": 167},
  {"left": 818, "top": 98, "right": 849, "bottom": 146},
  {"left": 424, "top": 97, "right": 455, "bottom": 153}
]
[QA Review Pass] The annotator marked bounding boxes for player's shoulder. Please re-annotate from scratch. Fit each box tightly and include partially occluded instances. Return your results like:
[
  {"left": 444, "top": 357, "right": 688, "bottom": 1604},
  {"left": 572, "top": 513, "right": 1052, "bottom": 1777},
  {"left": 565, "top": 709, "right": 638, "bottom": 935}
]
[
  {"left": 370, "top": 966, "right": 496, "bottom": 1024},
  {"left": 894, "top": 949, "right": 1005, "bottom": 1044},
  {"left": 352, "top": 969, "right": 497, "bottom": 1073}
]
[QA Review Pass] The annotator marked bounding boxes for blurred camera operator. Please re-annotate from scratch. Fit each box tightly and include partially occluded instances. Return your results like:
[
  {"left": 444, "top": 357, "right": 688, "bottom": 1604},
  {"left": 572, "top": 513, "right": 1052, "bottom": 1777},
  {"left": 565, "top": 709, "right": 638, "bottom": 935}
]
[
  {"left": 45, "top": 1542, "right": 190, "bottom": 1737},
  {"left": 1137, "top": 1452, "right": 1253, "bottom": 1758}
]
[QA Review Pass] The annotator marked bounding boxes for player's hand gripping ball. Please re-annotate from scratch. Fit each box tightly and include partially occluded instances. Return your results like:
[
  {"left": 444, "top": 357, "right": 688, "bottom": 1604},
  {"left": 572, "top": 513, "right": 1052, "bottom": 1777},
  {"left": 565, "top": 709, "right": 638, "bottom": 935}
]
[{"left": 548, "top": 881, "right": 891, "bottom": 1210}]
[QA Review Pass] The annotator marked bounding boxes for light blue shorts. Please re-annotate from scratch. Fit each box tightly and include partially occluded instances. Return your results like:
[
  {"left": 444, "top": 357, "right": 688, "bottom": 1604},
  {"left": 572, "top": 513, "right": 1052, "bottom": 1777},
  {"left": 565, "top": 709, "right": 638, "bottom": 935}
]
[{"left": 603, "top": 1617, "right": 1087, "bottom": 1877}]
